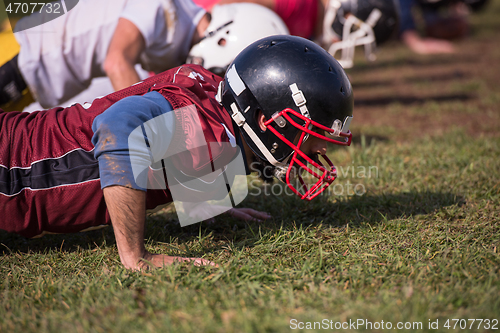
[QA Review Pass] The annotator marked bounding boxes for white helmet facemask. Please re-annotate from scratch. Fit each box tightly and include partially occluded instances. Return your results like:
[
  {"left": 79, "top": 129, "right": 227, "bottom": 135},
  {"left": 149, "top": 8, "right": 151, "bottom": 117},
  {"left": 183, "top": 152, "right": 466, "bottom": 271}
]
[{"left": 323, "top": 0, "right": 382, "bottom": 68}]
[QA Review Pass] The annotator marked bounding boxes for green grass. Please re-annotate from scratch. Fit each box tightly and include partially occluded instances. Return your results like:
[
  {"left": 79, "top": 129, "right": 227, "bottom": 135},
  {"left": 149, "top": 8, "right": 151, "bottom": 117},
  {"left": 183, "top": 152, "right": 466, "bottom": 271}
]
[
  {"left": 2, "top": 1, "right": 500, "bottom": 332},
  {"left": 1, "top": 132, "right": 499, "bottom": 332}
]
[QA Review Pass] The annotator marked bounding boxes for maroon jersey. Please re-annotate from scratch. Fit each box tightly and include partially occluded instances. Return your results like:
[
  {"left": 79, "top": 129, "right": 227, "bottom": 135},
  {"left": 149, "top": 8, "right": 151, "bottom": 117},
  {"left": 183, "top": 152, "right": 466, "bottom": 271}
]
[{"left": 0, "top": 65, "right": 237, "bottom": 238}]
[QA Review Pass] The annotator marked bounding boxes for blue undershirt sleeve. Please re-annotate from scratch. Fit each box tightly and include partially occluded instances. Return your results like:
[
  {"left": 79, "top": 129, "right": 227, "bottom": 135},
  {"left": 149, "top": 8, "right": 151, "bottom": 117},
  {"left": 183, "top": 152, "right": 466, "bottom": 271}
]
[{"left": 91, "top": 91, "right": 175, "bottom": 191}]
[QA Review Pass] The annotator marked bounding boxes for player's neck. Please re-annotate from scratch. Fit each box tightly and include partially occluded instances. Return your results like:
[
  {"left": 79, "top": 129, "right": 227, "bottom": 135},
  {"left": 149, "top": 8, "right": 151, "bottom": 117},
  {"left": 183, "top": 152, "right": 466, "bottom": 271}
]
[{"left": 191, "top": 13, "right": 211, "bottom": 47}]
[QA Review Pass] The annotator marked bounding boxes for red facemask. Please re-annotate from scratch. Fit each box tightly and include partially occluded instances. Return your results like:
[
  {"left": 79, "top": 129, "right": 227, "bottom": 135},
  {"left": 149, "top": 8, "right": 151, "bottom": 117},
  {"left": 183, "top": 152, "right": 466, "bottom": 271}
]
[{"left": 264, "top": 108, "right": 352, "bottom": 200}]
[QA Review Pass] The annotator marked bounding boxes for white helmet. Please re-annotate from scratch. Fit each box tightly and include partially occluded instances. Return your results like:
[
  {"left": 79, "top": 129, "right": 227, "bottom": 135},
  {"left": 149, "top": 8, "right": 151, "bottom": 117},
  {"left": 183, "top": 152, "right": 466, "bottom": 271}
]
[{"left": 187, "top": 3, "right": 289, "bottom": 76}]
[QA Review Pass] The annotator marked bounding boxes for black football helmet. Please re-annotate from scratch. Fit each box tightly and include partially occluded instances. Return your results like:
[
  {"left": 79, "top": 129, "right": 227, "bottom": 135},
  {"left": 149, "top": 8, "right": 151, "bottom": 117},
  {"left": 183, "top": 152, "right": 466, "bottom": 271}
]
[
  {"left": 219, "top": 35, "right": 354, "bottom": 200},
  {"left": 323, "top": 0, "right": 400, "bottom": 68}
]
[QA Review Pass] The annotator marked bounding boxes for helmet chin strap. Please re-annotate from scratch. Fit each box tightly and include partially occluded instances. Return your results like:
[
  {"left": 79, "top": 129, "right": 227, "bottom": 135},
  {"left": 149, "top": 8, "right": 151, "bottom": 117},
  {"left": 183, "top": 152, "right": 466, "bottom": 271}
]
[
  {"left": 232, "top": 104, "right": 291, "bottom": 183},
  {"left": 229, "top": 102, "right": 288, "bottom": 169},
  {"left": 223, "top": 77, "right": 310, "bottom": 182},
  {"left": 228, "top": 82, "right": 311, "bottom": 164}
]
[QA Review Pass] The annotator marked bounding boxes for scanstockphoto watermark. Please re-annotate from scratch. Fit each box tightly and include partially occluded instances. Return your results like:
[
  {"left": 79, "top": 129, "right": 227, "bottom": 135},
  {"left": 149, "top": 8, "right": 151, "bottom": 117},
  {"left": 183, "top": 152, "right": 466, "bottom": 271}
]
[
  {"left": 249, "top": 163, "right": 379, "bottom": 197},
  {"left": 290, "top": 318, "right": 499, "bottom": 330},
  {"left": 290, "top": 318, "right": 424, "bottom": 330}
]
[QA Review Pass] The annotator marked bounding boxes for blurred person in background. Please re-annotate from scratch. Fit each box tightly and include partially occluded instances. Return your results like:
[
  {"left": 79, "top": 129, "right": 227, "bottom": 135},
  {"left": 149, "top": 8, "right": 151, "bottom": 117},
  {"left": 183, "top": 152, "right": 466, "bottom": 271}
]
[
  {"left": 194, "top": 0, "right": 401, "bottom": 68},
  {"left": 321, "top": 0, "right": 400, "bottom": 68},
  {"left": 185, "top": 2, "right": 289, "bottom": 76},
  {"left": 1, "top": 0, "right": 207, "bottom": 111},
  {"left": 0, "top": 0, "right": 287, "bottom": 112},
  {"left": 398, "top": 0, "right": 474, "bottom": 54},
  {"left": 194, "top": 0, "right": 323, "bottom": 39}
]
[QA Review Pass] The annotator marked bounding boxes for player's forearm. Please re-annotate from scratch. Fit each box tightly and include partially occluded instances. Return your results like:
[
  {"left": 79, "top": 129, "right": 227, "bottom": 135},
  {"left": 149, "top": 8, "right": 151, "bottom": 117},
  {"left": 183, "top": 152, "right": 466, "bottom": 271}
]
[
  {"left": 103, "top": 185, "right": 148, "bottom": 269},
  {"left": 104, "top": 57, "right": 141, "bottom": 91},
  {"left": 104, "top": 18, "right": 145, "bottom": 91},
  {"left": 102, "top": 185, "right": 218, "bottom": 269}
]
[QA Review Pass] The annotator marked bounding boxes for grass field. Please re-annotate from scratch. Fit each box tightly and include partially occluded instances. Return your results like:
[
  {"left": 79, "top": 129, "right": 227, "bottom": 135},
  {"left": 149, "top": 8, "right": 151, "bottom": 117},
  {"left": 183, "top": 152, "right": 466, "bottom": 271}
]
[{"left": 1, "top": 2, "right": 500, "bottom": 333}]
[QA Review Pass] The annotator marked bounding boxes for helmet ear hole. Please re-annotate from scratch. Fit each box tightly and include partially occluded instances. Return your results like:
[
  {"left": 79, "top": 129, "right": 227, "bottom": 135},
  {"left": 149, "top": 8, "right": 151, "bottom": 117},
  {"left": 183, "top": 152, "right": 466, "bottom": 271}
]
[
  {"left": 218, "top": 38, "right": 227, "bottom": 46},
  {"left": 255, "top": 109, "right": 267, "bottom": 132}
]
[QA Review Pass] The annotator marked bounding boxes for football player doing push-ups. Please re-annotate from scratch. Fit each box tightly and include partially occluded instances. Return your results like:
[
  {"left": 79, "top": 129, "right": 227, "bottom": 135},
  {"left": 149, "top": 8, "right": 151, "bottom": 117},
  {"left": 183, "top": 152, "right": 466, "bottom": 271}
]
[{"left": 0, "top": 36, "right": 354, "bottom": 270}]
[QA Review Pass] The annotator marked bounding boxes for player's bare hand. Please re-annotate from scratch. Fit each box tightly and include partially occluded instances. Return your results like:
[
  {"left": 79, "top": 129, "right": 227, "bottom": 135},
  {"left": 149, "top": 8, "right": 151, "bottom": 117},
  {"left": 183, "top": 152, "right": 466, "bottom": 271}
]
[
  {"left": 227, "top": 208, "right": 272, "bottom": 222},
  {"left": 402, "top": 30, "right": 455, "bottom": 54},
  {"left": 139, "top": 253, "right": 218, "bottom": 270}
]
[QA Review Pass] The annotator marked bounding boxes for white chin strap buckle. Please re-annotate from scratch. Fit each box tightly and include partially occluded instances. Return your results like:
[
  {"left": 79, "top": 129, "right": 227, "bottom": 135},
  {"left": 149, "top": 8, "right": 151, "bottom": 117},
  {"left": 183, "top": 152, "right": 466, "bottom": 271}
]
[
  {"left": 290, "top": 83, "right": 310, "bottom": 119},
  {"left": 331, "top": 119, "right": 342, "bottom": 136}
]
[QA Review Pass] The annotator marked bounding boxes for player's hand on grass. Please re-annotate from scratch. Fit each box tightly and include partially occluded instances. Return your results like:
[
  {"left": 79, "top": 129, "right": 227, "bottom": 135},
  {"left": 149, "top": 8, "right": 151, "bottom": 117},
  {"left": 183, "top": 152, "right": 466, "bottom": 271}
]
[
  {"left": 227, "top": 208, "right": 272, "bottom": 222},
  {"left": 183, "top": 202, "right": 272, "bottom": 223},
  {"left": 139, "top": 252, "right": 218, "bottom": 270},
  {"left": 401, "top": 30, "right": 455, "bottom": 54}
]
